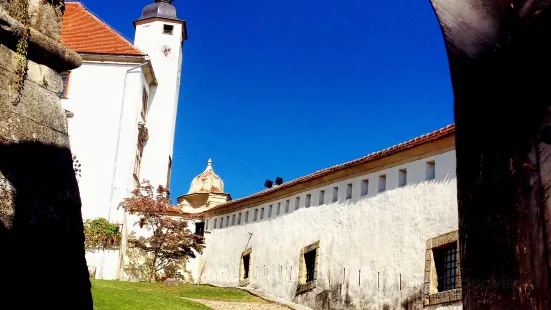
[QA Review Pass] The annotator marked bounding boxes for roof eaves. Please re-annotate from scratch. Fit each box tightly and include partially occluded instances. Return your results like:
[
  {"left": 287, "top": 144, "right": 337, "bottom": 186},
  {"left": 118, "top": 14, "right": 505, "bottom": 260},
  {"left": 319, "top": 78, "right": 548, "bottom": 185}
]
[{"left": 209, "top": 124, "right": 455, "bottom": 212}]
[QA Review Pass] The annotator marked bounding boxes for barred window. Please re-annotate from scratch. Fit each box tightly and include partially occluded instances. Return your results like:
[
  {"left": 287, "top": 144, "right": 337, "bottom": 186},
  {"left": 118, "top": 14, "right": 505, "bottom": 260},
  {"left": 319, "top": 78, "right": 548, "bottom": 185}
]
[{"left": 434, "top": 243, "right": 457, "bottom": 291}]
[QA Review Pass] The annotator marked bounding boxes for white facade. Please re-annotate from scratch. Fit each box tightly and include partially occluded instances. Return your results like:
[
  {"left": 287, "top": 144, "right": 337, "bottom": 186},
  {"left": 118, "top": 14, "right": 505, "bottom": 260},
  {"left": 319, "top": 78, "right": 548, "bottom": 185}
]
[
  {"left": 62, "top": 1, "right": 185, "bottom": 280},
  {"left": 134, "top": 18, "right": 184, "bottom": 190},
  {"left": 64, "top": 60, "right": 151, "bottom": 224},
  {"left": 198, "top": 149, "right": 461, "bottom": 309}
]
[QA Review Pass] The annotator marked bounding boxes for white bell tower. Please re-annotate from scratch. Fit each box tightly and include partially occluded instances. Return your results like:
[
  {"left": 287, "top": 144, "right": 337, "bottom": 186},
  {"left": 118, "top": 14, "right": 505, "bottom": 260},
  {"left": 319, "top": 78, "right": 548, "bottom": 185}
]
[{"left": 133, "top": 0, "right": 187, "bottom": 190}]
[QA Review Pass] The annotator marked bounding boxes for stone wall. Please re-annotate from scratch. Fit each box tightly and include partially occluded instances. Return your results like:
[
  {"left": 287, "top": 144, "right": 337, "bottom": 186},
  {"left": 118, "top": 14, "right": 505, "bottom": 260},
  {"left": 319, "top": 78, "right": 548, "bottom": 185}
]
[{"left": 0, "top": 3, "right": 91, "bottom": 309}]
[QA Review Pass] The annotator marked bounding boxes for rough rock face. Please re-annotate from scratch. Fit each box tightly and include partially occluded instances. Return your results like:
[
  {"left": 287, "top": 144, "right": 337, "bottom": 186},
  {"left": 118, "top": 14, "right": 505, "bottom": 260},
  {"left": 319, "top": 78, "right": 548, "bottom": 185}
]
[{"left": 0, "top": 2, "right": 92, "bottom": 309}]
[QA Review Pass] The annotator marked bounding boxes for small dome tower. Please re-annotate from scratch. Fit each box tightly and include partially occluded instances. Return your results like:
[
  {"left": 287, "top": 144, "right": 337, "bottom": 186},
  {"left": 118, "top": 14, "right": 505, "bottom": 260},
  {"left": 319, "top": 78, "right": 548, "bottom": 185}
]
[{"left": 188, "top": 159, "right": 225, "bottom": 194}]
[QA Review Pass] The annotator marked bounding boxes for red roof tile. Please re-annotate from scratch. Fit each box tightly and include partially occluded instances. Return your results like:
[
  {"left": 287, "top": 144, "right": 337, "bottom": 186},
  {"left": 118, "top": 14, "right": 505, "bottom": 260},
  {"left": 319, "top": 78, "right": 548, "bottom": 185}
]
[
  {"left": 61, "top": 2, "right": 145, "bottom": 56},
  {"left": 209, "top": 124, "right": 456, "bottom": 212}
]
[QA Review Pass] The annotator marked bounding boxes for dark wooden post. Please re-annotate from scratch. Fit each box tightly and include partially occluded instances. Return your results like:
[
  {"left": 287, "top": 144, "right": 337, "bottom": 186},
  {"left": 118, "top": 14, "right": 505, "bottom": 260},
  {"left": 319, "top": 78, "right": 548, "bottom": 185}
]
[{"left": 429, "top": 0, "right": 551, "bottom": 308}]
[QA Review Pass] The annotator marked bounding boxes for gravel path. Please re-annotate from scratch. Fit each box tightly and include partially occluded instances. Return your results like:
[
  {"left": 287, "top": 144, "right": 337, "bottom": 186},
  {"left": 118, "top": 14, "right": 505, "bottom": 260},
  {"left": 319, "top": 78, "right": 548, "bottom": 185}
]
[{"left": 185, "top": 298, "right": 289, "bottom": 310}]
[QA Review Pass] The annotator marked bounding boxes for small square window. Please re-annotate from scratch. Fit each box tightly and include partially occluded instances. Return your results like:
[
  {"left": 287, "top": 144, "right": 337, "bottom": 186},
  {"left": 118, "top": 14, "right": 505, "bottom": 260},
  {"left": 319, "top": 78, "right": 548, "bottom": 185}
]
[
  {"left": 399, "top": 169, "right": 407, "bottom": 187},
  {"left": 268, "top": 205, "right": 273, "bottom": 217},
  {"left": 254, "top": 209, "right": 258, "bottom": 221},
  {"left": 378, "top": 175, "right": 386, "bottom": 193},
  {"left": 163, "top": 24, "right": 174, "bottom": 35},
  {"left": 238, "top": 213, "right": 242, "bottom": 225},
  {"left": 361, "top": 179, "right": 369, "bottom": 196},
  {"left": 319, "top": 190, "right": 325, "bottom": 205},
  {"left": 277, "top": 202, "right": 281, "bottom": 215},
  {"left": 426, "top": 161, "right": 436, "bottom": 180},
  {"left": 305, "top": 194, "right": 311, "bottom": 208},
  {"left": 295, "top": 197, "right": 300, "bottom": 210},
  {"left": 195, "top": 222, "right": 205, "bottom": 236},
  {"left": 346, "top": 183, "right": 352, "bottom": 200},
  {"left": 285, "top": 200, "right": 290, "bottom": 213},
  {"left": 332, "top": 187, "right": 338, "bottom": 202}
]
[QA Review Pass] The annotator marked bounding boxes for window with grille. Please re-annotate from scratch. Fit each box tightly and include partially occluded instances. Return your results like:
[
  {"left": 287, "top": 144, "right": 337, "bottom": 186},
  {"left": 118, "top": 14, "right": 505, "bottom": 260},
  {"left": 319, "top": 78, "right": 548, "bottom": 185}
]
[
  {"left": 434, "top": 243, "right": 458, "bottom": 291},
  {"left": 194, "top": 222, "right": 205, "bottom": 237},
  {"left": 304, "top": 249, "right": 316, "bottom": 283},
  {"left": 297, "top": 241, "right": 320, "bottom": 294}
]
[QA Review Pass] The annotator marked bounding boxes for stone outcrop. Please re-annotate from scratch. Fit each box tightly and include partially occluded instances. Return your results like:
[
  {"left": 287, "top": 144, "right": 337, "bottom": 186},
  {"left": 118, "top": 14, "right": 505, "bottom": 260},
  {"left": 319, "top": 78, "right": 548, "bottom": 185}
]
[{"left": 0, "top": 1, "right": 92, "bottom": 309}]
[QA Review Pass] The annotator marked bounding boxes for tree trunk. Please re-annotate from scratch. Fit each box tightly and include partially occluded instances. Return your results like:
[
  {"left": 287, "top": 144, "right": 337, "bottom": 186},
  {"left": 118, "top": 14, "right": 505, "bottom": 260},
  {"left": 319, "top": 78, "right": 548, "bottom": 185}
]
[
  {"left": 0, "top": 4, "right": 92, "bottom": 309},
  {"left": 429, "top": 0, "right": 551, "bottom": 308}
]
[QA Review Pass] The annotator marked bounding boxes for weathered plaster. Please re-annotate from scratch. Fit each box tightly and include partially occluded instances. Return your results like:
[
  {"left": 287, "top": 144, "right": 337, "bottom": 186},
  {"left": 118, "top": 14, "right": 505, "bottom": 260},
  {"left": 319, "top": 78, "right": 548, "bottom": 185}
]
[{"left": 200, "top": 178, "right": 460, "bottom": 310}]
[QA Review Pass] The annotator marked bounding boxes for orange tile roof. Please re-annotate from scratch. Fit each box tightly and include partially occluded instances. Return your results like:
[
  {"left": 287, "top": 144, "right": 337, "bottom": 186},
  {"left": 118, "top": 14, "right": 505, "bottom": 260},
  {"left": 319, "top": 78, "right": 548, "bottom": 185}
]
[
  {"left": 209, "top": 124, "right": 456, "bottom": 212},
  {"left": 61, "top": 2, "right": 145, "bottom": 56}
]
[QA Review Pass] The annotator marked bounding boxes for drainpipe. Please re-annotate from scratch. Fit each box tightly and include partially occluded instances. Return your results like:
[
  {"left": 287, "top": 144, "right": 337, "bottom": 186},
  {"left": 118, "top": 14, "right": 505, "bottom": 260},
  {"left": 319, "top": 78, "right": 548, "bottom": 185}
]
[{"left": 103, "top": 61, "right": 150, "bottom": 280}]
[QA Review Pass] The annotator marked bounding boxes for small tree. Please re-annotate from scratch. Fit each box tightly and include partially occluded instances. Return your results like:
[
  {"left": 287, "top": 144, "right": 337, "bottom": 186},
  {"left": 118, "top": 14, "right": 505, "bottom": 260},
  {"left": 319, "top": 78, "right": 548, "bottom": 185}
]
[{"left": 119, "top": 180, "right": 204, "bottom": 282}]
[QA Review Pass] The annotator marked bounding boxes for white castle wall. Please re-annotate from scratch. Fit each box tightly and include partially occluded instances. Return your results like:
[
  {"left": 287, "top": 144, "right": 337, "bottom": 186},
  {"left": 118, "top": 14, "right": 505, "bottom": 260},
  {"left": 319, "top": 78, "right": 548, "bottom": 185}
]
[
  {"left": 200, "top": 150, "right": 460, "bottom": 309},
  {"left": 202, "top": 179, "right": 459, "bottom": 309}
]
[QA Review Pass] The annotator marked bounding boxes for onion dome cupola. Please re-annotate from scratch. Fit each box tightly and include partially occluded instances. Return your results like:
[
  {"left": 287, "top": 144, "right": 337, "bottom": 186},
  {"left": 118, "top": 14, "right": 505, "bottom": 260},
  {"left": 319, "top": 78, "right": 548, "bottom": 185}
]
[
  {"left": 188, "top": 159, "right": 224, "bottom": 194},
  {"left": 136, "top": 0, "right": 183, "bottom": 22}
]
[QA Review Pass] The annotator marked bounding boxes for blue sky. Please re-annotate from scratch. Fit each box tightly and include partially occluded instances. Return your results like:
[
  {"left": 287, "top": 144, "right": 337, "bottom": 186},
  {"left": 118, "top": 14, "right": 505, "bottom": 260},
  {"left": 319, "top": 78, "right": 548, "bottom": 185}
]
[{"left": 79, "top": 0, "right": 453, "bottom": 199}]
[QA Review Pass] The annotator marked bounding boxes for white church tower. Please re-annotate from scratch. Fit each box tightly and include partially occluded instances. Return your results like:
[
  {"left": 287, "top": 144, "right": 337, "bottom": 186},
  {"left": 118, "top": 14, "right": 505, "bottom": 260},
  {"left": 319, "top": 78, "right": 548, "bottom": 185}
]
[{"left": 133, "top": 0, "right": 187, "bottom": 190}]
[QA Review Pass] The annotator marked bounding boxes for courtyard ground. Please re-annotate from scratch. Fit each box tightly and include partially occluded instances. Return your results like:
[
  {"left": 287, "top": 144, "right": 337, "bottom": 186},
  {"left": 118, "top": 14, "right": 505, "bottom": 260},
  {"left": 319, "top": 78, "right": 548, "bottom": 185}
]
[{"left": 91, "top": 279, "right": 287, "bottom": 310}]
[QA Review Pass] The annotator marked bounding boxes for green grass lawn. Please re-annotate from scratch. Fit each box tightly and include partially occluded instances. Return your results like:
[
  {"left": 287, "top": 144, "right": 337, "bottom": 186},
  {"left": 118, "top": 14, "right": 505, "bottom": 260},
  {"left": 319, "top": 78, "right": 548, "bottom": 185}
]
[{"left": 91, "top": 279, "right": 266, "bottom": 310}]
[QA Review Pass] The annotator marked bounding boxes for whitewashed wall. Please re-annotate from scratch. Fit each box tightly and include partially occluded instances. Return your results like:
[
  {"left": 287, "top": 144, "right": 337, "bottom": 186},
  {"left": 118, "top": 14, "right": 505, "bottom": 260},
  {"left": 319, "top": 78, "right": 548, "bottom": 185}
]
[
  {"left": 208, "top": 151, "right": 456, "bottom": 230},
  {"left": 85, "top": 249, "right": 121, "bottom": 280},
  {"left": 134, "top": 19, "right": 184, "bottom": 191},
  {"left": 201, "top": 150, "right": 460, "bottom": 309},
  {"left": 63, "top": 62, "right": 146, "bottom": 223},
  {"left": 62, "top": 61, "right": 151, "bottom": 280}
]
